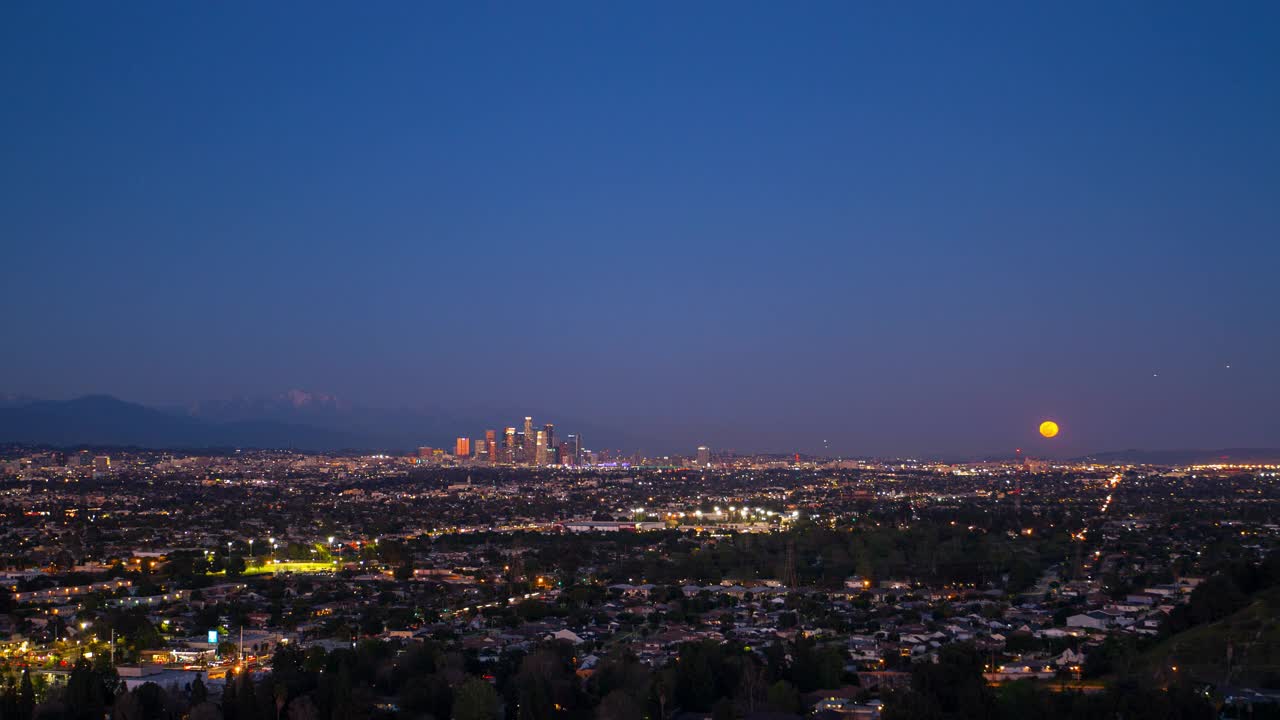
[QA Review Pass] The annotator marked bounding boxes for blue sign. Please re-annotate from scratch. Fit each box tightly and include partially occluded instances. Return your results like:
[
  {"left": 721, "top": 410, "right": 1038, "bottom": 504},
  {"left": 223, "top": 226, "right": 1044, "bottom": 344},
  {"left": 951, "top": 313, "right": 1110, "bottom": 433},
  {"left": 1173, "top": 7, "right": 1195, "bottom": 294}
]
[{"left": 208, "top": 630, "right": 218, "bottom": 644}]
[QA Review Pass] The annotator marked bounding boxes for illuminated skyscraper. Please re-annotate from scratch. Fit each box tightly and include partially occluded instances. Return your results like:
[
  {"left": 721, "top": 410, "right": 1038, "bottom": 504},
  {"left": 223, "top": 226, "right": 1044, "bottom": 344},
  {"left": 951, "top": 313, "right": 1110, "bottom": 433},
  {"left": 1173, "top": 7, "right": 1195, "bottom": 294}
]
[
  {"left": 485, "top": 430, "right": 497, "bottom": 462},
  {"left": 504, "top": 427, "right": 516, "bottom": 463},
  {"left": 534, "top": 430, "right": 547, "bottom": 465},
  {"left": 455, "top": 437, "right": 471, "bottom": 458},
  {"left": 542, "top": 424, "right": 554, "bottom": 454},
  {"left": 566, "top": 434, "right": 581, "bottom": 465},
  {"left": 523, "top": 416, "right": 534, "bottom": 464},
  {"left": 697, "top": 446, "right": 711, "bottom": 466}
]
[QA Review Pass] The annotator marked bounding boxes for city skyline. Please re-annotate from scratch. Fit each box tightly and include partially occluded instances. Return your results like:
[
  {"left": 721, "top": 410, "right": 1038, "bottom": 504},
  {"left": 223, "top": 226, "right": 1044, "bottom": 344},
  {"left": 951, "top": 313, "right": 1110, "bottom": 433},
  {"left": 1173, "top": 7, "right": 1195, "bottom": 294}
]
[{"left": 3, "top": 389, "right": 1280, "bottom": 465}]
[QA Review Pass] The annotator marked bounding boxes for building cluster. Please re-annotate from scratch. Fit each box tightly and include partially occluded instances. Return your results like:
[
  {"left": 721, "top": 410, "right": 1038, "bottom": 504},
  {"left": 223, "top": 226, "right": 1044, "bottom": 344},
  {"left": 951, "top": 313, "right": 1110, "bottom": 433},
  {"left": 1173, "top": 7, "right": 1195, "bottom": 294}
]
[
  {"left": 420, "top": 416, "right": 587, "bottom": 467},
  {"left": 0, "top": 446, "right": 1276, "bottom": 717}
]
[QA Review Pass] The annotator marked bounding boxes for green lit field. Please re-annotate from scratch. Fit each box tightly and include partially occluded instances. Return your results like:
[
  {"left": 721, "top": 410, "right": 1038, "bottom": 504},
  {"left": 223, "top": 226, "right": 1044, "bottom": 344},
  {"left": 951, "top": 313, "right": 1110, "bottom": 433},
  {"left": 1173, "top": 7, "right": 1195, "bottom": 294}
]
[
  {"left": 208, "top": 561, "right": 339, "bottom": 576},
  {"left": 244, "top": 561, "right": 337, "bottom": 574}
]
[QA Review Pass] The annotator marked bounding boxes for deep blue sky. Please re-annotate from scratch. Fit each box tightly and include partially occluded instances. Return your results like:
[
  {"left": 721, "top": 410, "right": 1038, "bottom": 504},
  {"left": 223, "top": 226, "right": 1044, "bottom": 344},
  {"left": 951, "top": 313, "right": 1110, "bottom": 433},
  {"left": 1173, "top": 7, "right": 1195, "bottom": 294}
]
[{"left": 3, "top": 2, "right": 1278, "bottom": 457}]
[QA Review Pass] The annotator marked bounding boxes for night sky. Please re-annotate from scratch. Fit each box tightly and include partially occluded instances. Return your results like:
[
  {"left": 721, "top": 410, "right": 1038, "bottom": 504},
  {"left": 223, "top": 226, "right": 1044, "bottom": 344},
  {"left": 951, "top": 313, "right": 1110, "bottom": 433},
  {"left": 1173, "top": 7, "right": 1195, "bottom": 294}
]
[{"left": 3, "top": 3, "right": 1278, "bottom": 457}]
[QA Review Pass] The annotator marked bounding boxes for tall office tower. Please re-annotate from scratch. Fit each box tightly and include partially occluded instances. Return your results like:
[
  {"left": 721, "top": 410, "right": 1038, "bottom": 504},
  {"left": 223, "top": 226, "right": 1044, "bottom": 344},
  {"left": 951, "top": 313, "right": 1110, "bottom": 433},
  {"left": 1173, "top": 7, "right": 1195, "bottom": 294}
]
[
  {"left": 515, "top": 431, "right": 526, "bottom": 462},
  {"left": 534, "top": 430, "right": 547, "bottom": 465},
  {"left": 475, "top": 439, "right": 488, "bottom": 459},
  {"left": 523, "top": 416, "right": 534, "bottom": 462},
  {"left": 697, "top": 446, "right": 711, "bottom": 466},
  {"left": 542, "top": 424, "right": 555, "bottom": 453},
  {"left": 485, "top": 430, "right": 497, "bottom": 461},
  {"left": 504, "top": 427, "right": 516, "bottom": 463},
  {"left": 455, "top": 437, "right": 471, "bottom": 458}
]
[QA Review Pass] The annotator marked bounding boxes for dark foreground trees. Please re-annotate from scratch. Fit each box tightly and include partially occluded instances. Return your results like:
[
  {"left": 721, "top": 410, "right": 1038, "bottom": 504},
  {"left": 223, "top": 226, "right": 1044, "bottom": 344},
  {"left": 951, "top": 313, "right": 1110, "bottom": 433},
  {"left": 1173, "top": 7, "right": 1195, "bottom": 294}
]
[
  {"left": 882, "top": 642, "right": 1215, "bottom": 720},
  {"left": 4, "top": 636, "right": 1224, "bottom": 720}
]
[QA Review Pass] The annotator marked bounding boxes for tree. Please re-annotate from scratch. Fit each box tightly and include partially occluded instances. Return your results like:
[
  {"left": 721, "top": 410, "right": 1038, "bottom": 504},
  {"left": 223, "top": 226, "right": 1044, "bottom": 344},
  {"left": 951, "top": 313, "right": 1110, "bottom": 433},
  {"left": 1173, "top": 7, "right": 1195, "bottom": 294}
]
[
  {"left": 588, "top": 653, "right": 651, "bottom": 709},
  {"left": 1188, "top": 574, "right": 1247, "bottom": 625},
  {"left": 718, "top": 613, "right": 735, "bottom": 634},
  {"left": 765, "top": 681, "right": 801, "bottom": 714},
  {"left": 881, "top": 690, "right": 942, "bottom": 720},
  {"left": 453, "top": 678, "right": 500, "bottom": 720},
  {"left": 65, "top": 656, "right": 107, "bottom": 720},
  {"left": 1083, "top": 635, "right": 1138, "bottom": 679},
  {"left": 220, "top": 676, "right": 237, "bottom": 720},
  {"left": 3, "top": 677, "right": 21, "bottom": 720},
  {"left": 893, "top": 643, "right": 993, "bottom": 720},
  {"left": 327, "top": 664, "right": 354, "bottom": 720},
  {"left": 994, "top": 679, "right": 1053, "bottom": 719},
  {"left": 514, "top": 650, "right": 560, "bottom": 717},
  {"left": 736, "top": 663, "right": 766, "bottom": 715},
  {"left": 233, "top": 672, "right": 258, "bottom": 720},
  {"left": 813, "top": 646, "right": 846, "bottom": 690},
  {"left": 285, "top": 695, "right": 320, "bottom": 720},
  {"left": 647, "top": 669, "right": 674, "bottom": 720},
  {"left": 190, "top": 702, "right": 224, "bottom": 720},
  {"left": 115, "top": 682, "right": 173, "bottom": 720},
  {"left": 515, "top": 650, "right": 575, "bottom": 720},
  {"left": 397, "top": 675, "right": 451, "bottom": 719},
  {"left": 674, "top": 642, "right": 720, "bottom": 712},
  {"left": 19, "top": 670, "right": 35, "bottom": 720}
]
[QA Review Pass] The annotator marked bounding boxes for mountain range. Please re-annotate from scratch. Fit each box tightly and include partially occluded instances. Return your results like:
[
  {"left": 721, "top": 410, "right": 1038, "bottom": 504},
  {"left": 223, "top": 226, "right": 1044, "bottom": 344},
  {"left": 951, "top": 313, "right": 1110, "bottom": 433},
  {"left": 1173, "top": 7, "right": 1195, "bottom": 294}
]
[
  {"left": 0, "top": 391, "right": 636, "bottom": 453},
  {"left": 0, "top": 394, "right": 360, "bottom": 450},
  {"left": 0, "top": 392, "right": 1277, "bottom": 462},
  {"left": 1072, "top": 448, "right": 1280, "bottom": 465}
]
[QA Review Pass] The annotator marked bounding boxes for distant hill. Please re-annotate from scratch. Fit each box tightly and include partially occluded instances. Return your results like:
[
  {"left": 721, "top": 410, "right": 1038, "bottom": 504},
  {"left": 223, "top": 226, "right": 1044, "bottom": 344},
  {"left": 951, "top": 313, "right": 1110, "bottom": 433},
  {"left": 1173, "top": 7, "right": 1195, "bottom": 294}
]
[
  {"left": 184, "top": 390, "right": 645, "bottom": 452},
  {"left": 0, "top": 391, "right": 640, "bottom": 453},
  {"left": 0, "top": 393, "right": 39, "bottom": 409},
  {"left": 0, "top": 395, "right": 366, "bottom": 451},
  {"left": 7, "top": 392, "right": 1269, "bottom": 460},
  {"left": 185, "top": 389, "right": 484, "bottom": 451},
  {"left": 1073, "top": 448, "right": 1280, "bottom": 465}
]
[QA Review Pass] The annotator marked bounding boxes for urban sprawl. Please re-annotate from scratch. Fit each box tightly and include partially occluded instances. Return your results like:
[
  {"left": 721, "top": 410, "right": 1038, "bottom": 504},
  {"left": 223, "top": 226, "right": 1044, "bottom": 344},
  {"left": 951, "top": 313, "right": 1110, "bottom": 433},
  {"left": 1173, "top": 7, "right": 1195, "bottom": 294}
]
[{"left": 0, "top": 437, "right": 1277, "bottom": 720}]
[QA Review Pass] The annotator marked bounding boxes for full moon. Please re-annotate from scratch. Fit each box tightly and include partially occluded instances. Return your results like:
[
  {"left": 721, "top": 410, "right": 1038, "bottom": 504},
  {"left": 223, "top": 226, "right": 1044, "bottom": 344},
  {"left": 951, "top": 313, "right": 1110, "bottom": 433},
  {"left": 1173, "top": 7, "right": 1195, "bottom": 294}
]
[{"left": 1039, "top": 420, "right": 1060, "bottom": 438}]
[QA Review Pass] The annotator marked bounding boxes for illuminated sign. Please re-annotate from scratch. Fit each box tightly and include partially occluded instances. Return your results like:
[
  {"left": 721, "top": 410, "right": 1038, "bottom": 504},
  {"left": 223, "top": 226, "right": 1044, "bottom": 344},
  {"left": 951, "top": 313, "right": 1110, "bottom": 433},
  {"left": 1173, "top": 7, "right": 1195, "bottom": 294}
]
[{"left": 207, "top": 630, "right": 218, "bottom": 644}]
